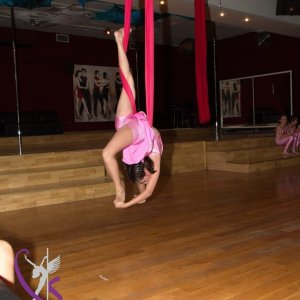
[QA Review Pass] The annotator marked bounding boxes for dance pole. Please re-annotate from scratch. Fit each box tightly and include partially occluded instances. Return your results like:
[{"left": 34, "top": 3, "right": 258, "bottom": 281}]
[
  {"left": 10, "top": 6, "right": 23, "bottom": 155},
  {"left": 213, "top": 37, "right": 219, "bottom": 141}
]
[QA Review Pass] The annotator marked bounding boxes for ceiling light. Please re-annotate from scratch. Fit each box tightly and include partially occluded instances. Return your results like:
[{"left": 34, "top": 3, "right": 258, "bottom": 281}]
[
  {"left": 160, "top": 0, "right": 165, "bottom": 5},
  {"left": 105, "top": 27, "right": 111, "bottom": 35},
  {"left": 220, "top": 12, "right": 225, "bottom": 17},
  {"left": 244, "top": 17, "right": 250, "bottom": 22}
]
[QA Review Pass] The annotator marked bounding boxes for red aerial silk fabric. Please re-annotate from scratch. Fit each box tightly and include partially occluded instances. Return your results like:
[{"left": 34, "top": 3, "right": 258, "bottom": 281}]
[
  {"left": 144, "top": 0, "right": 154, "bottom": 126},
  {"left": 194, "top": 0, "right": 211, "bottom": 123},
  {"left": 121, "top": 0, "right": 154, "bottom": 125},
  {"left": 120, "top": 0, "right": 136, "bottom": 114}
]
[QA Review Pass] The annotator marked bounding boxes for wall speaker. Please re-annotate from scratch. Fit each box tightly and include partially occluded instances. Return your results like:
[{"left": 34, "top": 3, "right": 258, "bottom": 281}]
[{"left": 276, "top": 0, "right": 300, "bottom": 15}]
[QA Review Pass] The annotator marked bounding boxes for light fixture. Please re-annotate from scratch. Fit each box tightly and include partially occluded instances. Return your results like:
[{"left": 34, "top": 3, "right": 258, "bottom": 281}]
[
  {"left": 159, "top": 0, "right": 165, "bottom": 5},
  {"left": 105, "top": 27, "right": 111, "bottom": 35},
  {"left": 220, "top": 12, "right": 225, "bottom": 17},
  {"left": 218, "top": 0, "right": 223, "bottom": 8},
  {"left": 244, "top": 17, "right": 250, "bottom": 22}
]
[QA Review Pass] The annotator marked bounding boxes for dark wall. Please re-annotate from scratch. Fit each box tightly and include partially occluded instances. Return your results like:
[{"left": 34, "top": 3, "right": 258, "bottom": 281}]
[
  {"left": 216, "top": 32, "right": 300, "bottom": 118},
  {"left": 0, "top": 27, "right": 197, "bottom": 131}
]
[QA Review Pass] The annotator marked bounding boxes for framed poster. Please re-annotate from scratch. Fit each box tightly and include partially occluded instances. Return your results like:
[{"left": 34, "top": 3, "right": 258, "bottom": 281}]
[
  {"left": 220, "top": 79, "right": 241, "bottom": 118},
  {"left": 73, "top": 64, "right": 122, "bottom": 122}
]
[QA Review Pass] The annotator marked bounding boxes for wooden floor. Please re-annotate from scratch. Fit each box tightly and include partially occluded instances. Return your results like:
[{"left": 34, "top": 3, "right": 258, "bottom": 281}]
[{"left": 1, "top": 166, "right": 300, "bottom": 299}]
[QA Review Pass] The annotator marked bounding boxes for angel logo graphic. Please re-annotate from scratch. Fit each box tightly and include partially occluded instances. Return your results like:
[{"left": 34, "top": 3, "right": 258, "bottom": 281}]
[{"left": 15, "top": 248, "right": 62, "bottom": 300}]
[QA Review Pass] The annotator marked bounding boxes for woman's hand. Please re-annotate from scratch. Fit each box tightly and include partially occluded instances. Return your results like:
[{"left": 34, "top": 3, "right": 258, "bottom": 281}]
[
  {"left": 134, "top": 195, "right": 146, "bottom": 204},
  {"left": 114, "top": 201, "right": 128, "bottom": 209}
]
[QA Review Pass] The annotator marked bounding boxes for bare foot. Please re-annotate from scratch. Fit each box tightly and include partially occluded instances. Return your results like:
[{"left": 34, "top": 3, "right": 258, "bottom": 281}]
[
  {"left": 283, "top": 152, "right": 291, "bottom": 158},
  {"left": 114, "top": 182, "right": 125, "bottom": 204},
  {"left": 114, "top": 28, "right": 132, "bottom": 44},
  {"left": 114, "top": 28, "right": 124, "bottom": 44}
]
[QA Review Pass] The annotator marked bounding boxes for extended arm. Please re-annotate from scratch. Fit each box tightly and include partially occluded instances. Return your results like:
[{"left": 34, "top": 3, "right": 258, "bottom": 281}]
[
  {"left": 137, "top": 182, "right": 146, "bottom": 195},
  {"left": 24, "top": 255, "right": 36, "bottom": 268},
  {"left": 40, "top": 256, "right": 47, "bottom": 267}
]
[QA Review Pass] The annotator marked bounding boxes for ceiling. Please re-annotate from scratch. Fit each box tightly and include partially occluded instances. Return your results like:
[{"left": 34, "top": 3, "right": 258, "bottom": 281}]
[{"left": 0, "top": 0, "right": 300, "bottom": 46}]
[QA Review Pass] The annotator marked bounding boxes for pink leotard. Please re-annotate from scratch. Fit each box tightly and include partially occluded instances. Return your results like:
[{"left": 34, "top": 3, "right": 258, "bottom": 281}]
[{"left": 115, "top": 111, "right": 163, "bottom": 164}]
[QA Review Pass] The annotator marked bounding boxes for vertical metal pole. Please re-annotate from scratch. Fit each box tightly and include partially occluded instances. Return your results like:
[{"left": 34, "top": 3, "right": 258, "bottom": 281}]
[
  {"left": 213, "top": 38, "right": 219, "bottom": 141},
  {"left": 46, "top": 248, "right": 49, "bottom": 300},
  {"left": 252, "top": 77, "right": 255, "bottom": 127},
  {"left": 290, "top": 71, "right": 293, "bottom": 116},
  {"left": 10, "top": 6, "right": 23, "bottom": 155}
]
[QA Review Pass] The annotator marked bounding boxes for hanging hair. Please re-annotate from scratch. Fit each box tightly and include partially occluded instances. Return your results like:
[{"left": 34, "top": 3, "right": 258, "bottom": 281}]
[
  {"left": 123, "top": 156, "right": 156, "bottom": 183},
  {"left": 144, "top": 156, "right": 156, "bottom": 174}
]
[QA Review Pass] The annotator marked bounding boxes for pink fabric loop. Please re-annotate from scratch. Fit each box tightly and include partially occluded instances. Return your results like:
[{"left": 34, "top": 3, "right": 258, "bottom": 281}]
[
  {"left": 121, "top": 0, "right": 136, "bottom": 113},
  {"left": 123, "top": 0, "right": 132, "bottom": 52},
  {"left": 194, "top": 0, "right": 211, "bottom": 124}
]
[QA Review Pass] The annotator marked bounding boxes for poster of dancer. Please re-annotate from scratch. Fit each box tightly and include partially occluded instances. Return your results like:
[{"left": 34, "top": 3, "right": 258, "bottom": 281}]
[
  {"left": 73, "top": 64, "right": 121, "bottom": 122},
  {"left": 220, "top": 79, "right": 241, "bottom": 118}
]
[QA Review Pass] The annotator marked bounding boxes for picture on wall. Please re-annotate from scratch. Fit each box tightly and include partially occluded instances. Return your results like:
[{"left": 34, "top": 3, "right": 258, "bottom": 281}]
[
  {"left": 220, "top": 79, "right": 241, "bottom": 118},
  {"left": 73, "top": 64, "right": 122, "bottom": 122}
]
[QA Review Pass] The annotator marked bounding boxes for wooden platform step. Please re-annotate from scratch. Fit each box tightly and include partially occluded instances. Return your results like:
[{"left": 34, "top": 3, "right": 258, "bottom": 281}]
[
  {"left": 206, "top": 136, "right": 275, "bottom": 151},
  {"left": 0, "top": 178, "right": 114, "bottom": 212},
  {"left": 0, "top": 165, "right": 105, "bottom": 190},
  {"left": 206, "top": 137, "right": 300, "bottom": 173},
  {"left": 0, "top": 148, "right": 115, "bottom": 212},
  {"left": 0, "top": 149, "right": 102, "bottom": 172}
]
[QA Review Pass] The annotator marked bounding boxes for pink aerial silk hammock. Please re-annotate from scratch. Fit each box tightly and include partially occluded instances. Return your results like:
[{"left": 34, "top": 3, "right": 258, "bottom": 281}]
[
  {"left": 194, "top": 0, "right": 211, "bottom": 123},
  {"left": 121, "top": 0, "right": 154, "bottom": 126}
]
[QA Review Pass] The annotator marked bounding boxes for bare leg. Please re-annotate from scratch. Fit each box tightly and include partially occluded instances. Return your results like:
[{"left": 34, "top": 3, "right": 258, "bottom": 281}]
[
  {"left": 81, "top": 98, "right": 91, "bottom": 118},
  {"left": 75, "top": 97, "right": 80, "bottom": 119},
  {"left": 292, "top": 132, "right": 299, "bottom": 153},
  {"left": 102, "top": 28, "right": 137, "bottom": 204},
  {"left": 0, "top": 240, "right": 15, "bottom": 283},
  {"left": 276, "top": 136, "right": 294, "bottom": 154},
  {"left": 114, "top": 29, "right": 136, "bottom": 118},
  {"left": 103, "top": 126, "right": 134, "bottom": 203}
]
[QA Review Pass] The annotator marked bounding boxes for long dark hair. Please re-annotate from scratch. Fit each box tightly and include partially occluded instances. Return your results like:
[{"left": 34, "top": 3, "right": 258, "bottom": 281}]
[{"left": 123, "top": 156, "right": 156, "bottom": 183}]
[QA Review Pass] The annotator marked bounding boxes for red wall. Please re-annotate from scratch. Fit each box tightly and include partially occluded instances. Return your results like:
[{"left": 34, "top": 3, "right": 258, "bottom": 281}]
[
  {"left": 216, "top": 32, "right": 300, "bottom": 118},
  {"left": 0, "top": 27, "right": 197, "bottom": 131}
]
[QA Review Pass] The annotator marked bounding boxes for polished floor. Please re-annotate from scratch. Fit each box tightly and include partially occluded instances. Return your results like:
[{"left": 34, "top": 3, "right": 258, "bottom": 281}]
[{"left": 1, "top": 166, "right": 300, "bottom": 299}]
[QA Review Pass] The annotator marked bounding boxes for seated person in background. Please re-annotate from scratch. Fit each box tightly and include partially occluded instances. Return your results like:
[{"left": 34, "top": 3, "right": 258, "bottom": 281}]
[
  {"left": 0, "top": 240, "right": 21, "bottom": 300},
  {"left": 275, "top": 115, "right": 297, "bottom": 156},
  {"left": 287, "top": 116, "right": 300, "bottom": 153}
]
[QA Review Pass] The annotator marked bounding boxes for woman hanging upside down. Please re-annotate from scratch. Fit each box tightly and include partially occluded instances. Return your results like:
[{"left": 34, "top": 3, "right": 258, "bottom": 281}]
[{"left": 102, "top": 28, "right": 163, "bottom": 208}]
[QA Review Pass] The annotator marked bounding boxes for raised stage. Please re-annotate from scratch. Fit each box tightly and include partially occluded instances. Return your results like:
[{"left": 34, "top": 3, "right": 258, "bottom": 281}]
[{"left": 0, "top": 128, "right": 299, "bottom": 212}]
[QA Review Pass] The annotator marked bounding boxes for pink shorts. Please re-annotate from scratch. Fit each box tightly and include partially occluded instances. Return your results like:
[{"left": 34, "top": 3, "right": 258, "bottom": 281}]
[{"left": 115, "top": 112, "right": 163, "bottom": 164}]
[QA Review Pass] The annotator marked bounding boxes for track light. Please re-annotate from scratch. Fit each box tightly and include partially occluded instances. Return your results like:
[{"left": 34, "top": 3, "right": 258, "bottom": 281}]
[
  {"left": 159, "top": 0, "right": 165, "bottom": 5},
  {"left": 105, "top": 27, "right": 111, "bottom": 35}
]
